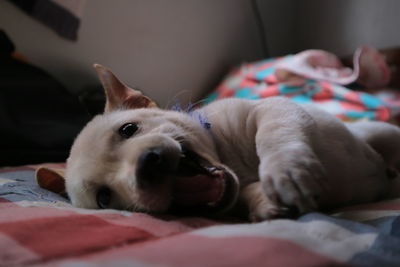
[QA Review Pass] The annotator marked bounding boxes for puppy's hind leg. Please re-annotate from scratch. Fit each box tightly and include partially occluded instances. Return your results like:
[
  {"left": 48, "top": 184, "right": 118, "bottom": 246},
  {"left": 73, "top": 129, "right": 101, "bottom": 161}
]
[
  {"left": 346, "top": 121, "right": 400, "bottom": 197},
  {"left": 346, "top": 121, "right": 400, "bottom": 169}
]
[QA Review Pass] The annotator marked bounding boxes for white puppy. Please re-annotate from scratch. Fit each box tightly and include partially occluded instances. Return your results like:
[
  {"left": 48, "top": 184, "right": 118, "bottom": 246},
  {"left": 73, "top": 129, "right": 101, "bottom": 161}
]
[{"left": 63, "top": 65, "right": 400, "bottom": 221}]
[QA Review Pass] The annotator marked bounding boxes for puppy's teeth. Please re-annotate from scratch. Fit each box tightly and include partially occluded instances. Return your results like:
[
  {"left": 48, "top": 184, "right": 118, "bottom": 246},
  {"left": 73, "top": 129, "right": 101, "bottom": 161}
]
[
  {"left": 206, "top": 167, "right": 218, "bottom": 175},
  {"left": 207, "top": 201, "right": 218, "bottom": 207}
]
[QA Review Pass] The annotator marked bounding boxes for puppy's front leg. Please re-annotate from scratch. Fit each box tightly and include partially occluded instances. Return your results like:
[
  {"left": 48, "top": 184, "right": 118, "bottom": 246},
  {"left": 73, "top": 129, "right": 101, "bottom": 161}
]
[{"left": 254, "top": 99, "right": 326, "bottom": 214}]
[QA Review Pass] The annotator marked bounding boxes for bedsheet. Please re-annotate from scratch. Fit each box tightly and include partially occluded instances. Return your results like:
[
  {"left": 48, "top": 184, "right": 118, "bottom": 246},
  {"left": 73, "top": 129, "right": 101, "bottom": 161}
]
[{"left": 1, "top": 165, "right": 400, "bottom": 267}]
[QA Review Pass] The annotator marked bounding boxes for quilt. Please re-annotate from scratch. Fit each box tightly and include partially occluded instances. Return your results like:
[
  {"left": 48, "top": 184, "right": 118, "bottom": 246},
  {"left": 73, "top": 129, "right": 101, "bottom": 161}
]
[{"left": 205, "top": 47, "right": 400, "bottom": 123}]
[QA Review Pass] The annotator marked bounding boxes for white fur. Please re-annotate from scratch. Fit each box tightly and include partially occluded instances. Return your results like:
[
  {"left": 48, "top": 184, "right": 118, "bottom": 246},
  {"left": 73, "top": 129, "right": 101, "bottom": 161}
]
[{"left": 65, "top": 66, "right": 400, "bottom": 221}]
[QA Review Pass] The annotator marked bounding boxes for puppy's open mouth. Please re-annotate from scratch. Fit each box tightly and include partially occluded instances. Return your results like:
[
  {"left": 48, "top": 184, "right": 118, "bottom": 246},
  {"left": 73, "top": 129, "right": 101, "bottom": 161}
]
[{"left": 169, "top": 149, "right": 237, "bottom": 214}]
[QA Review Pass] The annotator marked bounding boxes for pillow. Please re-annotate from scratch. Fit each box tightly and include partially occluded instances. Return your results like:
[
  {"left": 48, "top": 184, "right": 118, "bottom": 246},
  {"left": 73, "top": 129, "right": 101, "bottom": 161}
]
[{"left": 0, "top": 30, "right": 90, "bottom": 166}]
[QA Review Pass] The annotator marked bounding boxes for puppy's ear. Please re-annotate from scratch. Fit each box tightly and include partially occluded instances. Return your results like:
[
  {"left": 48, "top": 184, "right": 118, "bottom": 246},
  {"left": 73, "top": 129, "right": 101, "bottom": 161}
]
[
  {"left": 35, "top": 167, "right": 67, "bottom": 197},
  {"left": 94, "top": 64, "right": 158, "bottom": 112}
]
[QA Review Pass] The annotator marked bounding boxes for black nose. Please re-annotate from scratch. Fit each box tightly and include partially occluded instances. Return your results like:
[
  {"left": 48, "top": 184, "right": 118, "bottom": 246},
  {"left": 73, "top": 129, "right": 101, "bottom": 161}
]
[{"left": 136, "top": 147, "right": 179, "bottom": 188}]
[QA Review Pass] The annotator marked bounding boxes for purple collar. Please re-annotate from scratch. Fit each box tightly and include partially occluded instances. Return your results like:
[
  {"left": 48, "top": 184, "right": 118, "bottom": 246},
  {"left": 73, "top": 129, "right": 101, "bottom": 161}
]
[{"left": 171, "top": 103, "right": 211, "bottom": 130}]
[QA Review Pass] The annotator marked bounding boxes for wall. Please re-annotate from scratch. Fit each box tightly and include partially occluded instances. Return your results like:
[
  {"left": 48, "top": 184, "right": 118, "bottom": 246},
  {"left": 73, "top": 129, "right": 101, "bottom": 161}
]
[
  {"left": 0, "top": 0, "right": 265, "bottom": 106},
  {"left": 2, "top": 0, "right": 399, "bottom": 106},
  {"left": 257, "top": 0, "right": 296, "bottom": 57},
  {"left": 292, "top": 0, "right": 400, "bottom": 56}
]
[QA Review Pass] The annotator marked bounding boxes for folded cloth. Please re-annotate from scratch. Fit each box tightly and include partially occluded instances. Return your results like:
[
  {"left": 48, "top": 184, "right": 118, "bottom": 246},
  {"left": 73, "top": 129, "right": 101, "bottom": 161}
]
[
  {"left": 8, "top": 0, "right": 86, "bottom": 40},
  {"left": 275, "top": 46, "right": 391, "bottom": 89}
]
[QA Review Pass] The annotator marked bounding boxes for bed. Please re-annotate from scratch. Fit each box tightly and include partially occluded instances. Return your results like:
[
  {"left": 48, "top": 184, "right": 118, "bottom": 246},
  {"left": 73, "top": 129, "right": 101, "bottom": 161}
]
[{"left": 2, "top": 29, "right": 400, "bottom": 266}]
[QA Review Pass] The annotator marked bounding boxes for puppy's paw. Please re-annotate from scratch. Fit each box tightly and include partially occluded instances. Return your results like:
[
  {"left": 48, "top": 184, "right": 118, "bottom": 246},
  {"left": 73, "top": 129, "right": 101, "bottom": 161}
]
[
  {"left": 259, "top": 147, "right": 326, "bottom": 214},
  {"left": 240, "top": 182, "right": 297, "bottom": 222},
  {"left": 249, "top": 202, "right": 298, "bottom": 222}
]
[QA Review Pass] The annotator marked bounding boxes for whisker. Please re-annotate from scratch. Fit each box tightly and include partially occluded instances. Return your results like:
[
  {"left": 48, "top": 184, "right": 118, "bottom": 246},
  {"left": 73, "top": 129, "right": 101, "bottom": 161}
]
[
  {"left": 164, "top": 90, "right": 192, "bottom": 109},
  {"left": 189, "top": 98, "right": 207, "bottom": 109}
]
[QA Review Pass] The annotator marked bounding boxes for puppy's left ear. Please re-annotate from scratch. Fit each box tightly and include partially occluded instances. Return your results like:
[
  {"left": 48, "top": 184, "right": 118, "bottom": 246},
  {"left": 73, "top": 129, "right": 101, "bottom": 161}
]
[
  {"left": 36, "top": 167, "right": 67, "bottom": 198},
  {"left": 94, "top": 64, "right": 158, "bottom": 113}
]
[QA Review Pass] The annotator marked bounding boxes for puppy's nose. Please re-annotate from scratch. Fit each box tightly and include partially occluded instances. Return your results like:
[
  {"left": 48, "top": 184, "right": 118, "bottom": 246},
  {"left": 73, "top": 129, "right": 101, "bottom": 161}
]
[{"left": 136, "top": 147, "right": 179, "bottom": 187}]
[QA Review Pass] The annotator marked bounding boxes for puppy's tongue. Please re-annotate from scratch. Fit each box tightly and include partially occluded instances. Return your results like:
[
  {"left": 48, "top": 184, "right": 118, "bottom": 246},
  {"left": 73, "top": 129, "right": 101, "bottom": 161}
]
[{"left": 173, "top": 174, "right": 223, "bottom": 206}]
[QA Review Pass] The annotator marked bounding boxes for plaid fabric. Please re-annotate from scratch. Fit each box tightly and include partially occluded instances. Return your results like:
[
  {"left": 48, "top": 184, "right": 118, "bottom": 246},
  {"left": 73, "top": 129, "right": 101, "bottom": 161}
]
[
  {"left": 205, "top": 57, "right": 400, "bottom": 122},
  {"left": 1, "top": 166, "right": 400, "bottom": 266}
]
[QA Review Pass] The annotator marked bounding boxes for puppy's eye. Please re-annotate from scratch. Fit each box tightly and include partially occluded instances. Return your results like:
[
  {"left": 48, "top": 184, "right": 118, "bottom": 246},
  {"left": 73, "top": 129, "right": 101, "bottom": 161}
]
[
  {"left": 118, "top": 123, "right": 139, "bottom": 138},
  {"left": 96, "top": 186, "right": 112, "bottom": 209}
]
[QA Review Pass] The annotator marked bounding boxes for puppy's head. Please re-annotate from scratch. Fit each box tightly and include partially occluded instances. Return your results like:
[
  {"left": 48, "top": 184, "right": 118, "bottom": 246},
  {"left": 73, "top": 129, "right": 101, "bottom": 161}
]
[{"left": 64, "top": 65, "right": 239, "bottom": 215}]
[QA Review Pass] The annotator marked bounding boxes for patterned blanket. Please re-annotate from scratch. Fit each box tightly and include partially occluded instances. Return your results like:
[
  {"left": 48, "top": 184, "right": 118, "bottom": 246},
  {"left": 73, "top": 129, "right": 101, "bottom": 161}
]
[
  {"left": 1, "top": 165, "right": 400, "bottom": 266},
  {"left": 205, "top": 48, "right": 400, "bottom": 123}
]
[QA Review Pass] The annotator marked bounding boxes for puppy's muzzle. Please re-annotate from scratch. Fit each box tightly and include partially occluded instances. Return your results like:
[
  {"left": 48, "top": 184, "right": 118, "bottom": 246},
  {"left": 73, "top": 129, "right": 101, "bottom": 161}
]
[
  {"left": 136, "top": 147, "right": 180, "bottom": 188},
  {"left": 135, "top": 145, "right": 239, "bottom": 215}
]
